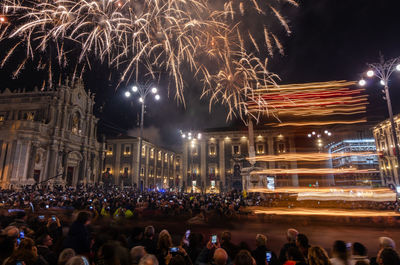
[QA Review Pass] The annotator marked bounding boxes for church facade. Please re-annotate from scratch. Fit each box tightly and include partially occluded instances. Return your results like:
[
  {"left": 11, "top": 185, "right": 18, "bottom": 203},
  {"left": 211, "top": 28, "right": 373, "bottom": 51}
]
[{"left": 0, "top": 79, "right": 104, "bottom": 188}]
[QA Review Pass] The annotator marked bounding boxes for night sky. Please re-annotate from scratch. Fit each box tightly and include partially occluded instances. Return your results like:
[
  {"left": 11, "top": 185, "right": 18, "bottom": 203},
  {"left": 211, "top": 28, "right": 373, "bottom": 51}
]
[{"left": 1, "top": 0, "right": 400, "bottom": 150}]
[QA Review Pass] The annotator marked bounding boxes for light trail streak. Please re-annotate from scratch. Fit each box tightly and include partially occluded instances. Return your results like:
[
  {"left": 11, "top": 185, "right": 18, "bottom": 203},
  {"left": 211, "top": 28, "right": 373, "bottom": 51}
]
[
  {"left": 248, "top": 187, "right": 396, "bottom": 202},
  {"left": 246, "top": 80, "right": 369, "bottom": 121},
  {"left": 250, "top": 168, "right": 379, "bottom": 175},
  {"left": 249, "top": 152, "right": 378, "bottom": 162},
  {"left": 264, "top": 119, "right": 368, "bottom": 127},
  {"left": 251, "top": 207, "right": 400, "bottom": 217}
]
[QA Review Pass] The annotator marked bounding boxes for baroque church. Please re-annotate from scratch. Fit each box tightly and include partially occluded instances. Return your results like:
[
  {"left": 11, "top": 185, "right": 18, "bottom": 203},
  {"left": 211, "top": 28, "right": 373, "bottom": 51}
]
[{"left": 0, "top": 79, "right": 104, "bottom": 188}]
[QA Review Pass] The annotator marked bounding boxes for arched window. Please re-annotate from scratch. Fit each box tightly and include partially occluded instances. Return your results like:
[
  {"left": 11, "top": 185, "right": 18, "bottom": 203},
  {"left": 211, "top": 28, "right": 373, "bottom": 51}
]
[{"left": 71, "top": 112, "right": 80, "bottom": 134}]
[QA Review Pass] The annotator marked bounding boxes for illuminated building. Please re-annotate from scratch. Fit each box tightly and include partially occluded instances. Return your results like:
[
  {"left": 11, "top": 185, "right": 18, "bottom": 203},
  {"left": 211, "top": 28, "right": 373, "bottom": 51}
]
[
  {"left": 373, "top": 114, "right": 400, "bottom": 188},
  {"left": 327, "top": 139, "right": 380, "bottom": 186},
  {"left": 0, "top": 79, "right": 104, "bottom": 187},
  {"left": 104, "top": 136, "right": 182, "bottom": 190},
  {"left": 181, "top": 127, "right": 298, "bottom": 193}
]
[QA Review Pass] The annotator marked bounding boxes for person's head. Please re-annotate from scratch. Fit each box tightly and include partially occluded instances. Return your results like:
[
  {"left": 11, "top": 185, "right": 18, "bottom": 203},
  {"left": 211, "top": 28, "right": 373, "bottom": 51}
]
[
  {"left": 221, "top": 231, "right": 231, "bottom": 243},
  {"left": 139, "top": 254, "right": 159, "bottom": 265},
  {"left": 76, "top": 211, "right": 91, "bottom": 225},
  {"left": 379, "top": 237, "right": 396, "bottom": 249},
  {"left": 157, "top": 230, "right": 172, "bottom": 251},
  {"left": 332, "top": 240, "right": 348, "bottom": 262},
  {"left": 308, "top": 246, "right": 331, "bottom": 265},
  {"left": 287, "top": 228, "right": 298, "bottom": 243},
  {"left": 377, "top": 247, "right": 400, "bottom": 265},
  {"left": 3, "top": 226, "right": 19, "bottom": 238},
  {"left": 36, "top": 233, "right": 53, "bottom": 247},
  {"left": 65, "top": 256, "right": 89, "bottom": 265},
  {"left": 234, "top": 250, "right": 255, "bottom": 265},
  {"left": 100, "top": 241, "right": 130, "bottom": 265},
  {"left": 19, "top": 238, "right": 37, "bottom": 256},
  {"left": 255, "top": 234, "right": 267, "bottom": 247},
  {"left": 296, "top": 234, "right": 309, "bottom": 249},
  {"left": 352, "top": 242, "right": 367, "bottom": 256},
  {"left": 130, "top": 246, "right": 146, "bottom": 265},
  {"left": 169, "top": 255, "right": 186, "bottom": 265},
  {"left": 58, "top": 248, "right": 76, "bottom": 265},
  {"left": 213, "top": 248, "right": 228, "bottom": 265},
  {"left": 286, "top": 247, "right": 305, "bottom": 262},
  {"left": 144, "top": 226, "right": 155, "bottom": 239}
]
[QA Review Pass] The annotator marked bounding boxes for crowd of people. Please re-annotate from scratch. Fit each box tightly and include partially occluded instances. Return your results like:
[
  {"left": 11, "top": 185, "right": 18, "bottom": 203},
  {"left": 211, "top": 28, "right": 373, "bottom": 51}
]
[
  {"left": 0, "top": 209, "right": 399, "bottom": 265},
  {"left": 0, "top": 185, "right": 249, "bottom": 219}
]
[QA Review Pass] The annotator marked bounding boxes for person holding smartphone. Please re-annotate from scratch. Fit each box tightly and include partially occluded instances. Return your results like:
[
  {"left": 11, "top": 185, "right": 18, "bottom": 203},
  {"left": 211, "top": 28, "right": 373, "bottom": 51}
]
[{"left": 252, "top": 234, "right": 279, "bottom": 265}]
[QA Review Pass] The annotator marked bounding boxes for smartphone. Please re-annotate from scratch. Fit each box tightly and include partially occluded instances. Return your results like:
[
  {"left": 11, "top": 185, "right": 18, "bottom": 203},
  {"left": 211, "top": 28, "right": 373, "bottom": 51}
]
[
  {"left": 16, "top": 261, "right": 23, "bottom": 265},
  {"left": 104, "top": 199, "right": 107, "bottom": 202},
  {"left": 89, "top": 206, "right": 93, "bottom": 210},
  {"left": 170, "top": 247, "right": 179, "bottom": 253},
  {"left": 211, "top": 235, "right": 217, "bottom": 244},
  {"left": 17, "top": 238, "right": 21, "bottom": 245},
  {"left": 45, "top": 205, "right": 49, "bottom": 209},
  {"left": 52, "top": 216, "right": 56, "bottom": 222},
  {"left": 19, "top": 231, "right": 25, "bottom": 239},
  {"left": 185, "top": 230, "right": 191, "bottom": 239},
  {"left": 266, "top": 251, "right": 272, "bottom": 262},
  {"left": 346, "top": 243, "right": 352, "bottom": 248},
  {"left": 38, "top": 215, "right": 45, "bottom": 220}
]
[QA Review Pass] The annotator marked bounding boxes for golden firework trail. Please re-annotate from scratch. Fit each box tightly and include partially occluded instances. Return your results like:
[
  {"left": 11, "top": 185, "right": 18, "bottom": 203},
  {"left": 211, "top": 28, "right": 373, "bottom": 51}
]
[{"left": 0, "top": 0, "right": 297, "bottom": 121}]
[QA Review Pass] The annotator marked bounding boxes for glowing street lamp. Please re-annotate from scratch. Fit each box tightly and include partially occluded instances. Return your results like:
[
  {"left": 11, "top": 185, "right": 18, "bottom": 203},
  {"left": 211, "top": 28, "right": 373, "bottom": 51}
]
[
  {"left": 125, "top": 83, "right": 161, "bottom": 189},
  {"left": 359, "top": 56, "right": 400, "bottom": 186}
]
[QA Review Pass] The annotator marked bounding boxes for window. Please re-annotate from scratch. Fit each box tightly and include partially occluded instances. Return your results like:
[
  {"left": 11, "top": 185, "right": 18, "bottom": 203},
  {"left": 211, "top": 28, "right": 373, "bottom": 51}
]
[
  {"left": 278, "top": 143, "right": 285, "bottom": 153},
  {"left": 209, "top": 144, "right": 216, "bottom": 156},
  {"left": 232, "top": 145, "right": 240, "bottom": 155},
  {"left": 158, "top": 151, "right": 162, "bottom": 160},
  {"left": 141, "top": 146, "right": 146, "bottom": 157},
  {"left": 150, "top": 168, "right": 154, "bottom": 177},
  {"left": 150, "top": 148, "right": 154, "bottom": 159},
  {"left": 209, "top": 166, "right": 216, "bottom": 175},
  {"left": 176, "top": 157, "right": 180, "bottom": 166},
  {"left": 23, "top": 111, "right": 35, "bottom": 121},
  {"left": 140, "top": 167, "right": 144, "bottom": 176},
  {"left": 124, "top": 145, "right": 131, "bottom": 155},
  {"left": 191, "top": 146, "right": 198, "bottom": 156},
  {"left": 257, "top": 144, "right": 264, "bottom": 154},
  {"left": 106, "top": 145, "right": 113, "bottom": 156},
  {"left": 123, "top": 167, "right": 129, "bottom": 175},
  {"left": 164, "top": 153, "right": 168, "bottom": 163}
]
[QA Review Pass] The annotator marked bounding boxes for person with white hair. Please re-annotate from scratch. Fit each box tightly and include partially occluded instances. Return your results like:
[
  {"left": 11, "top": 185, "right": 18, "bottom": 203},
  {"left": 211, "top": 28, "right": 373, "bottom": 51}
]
[
  {"left": 131, "top": 246, "right": 147, "bottom": 265},
  {"left": 139, "top": 254, "right": 159, "bottom": 265},
  {"left": 252, "top": 234, "right": 278, "bottom": 265},
  {"left": 279, "top": 228, "right": 299, "bottom": 264},
  {"left": 379, "top": 237, "right": 395, "bottom": 250}
]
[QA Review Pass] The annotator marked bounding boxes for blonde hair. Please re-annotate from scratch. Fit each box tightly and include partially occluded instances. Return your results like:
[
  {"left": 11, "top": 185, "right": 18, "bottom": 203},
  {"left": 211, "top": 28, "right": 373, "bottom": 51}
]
[{"left": 308, "top": 246, "right": 332, "bottom": 265}]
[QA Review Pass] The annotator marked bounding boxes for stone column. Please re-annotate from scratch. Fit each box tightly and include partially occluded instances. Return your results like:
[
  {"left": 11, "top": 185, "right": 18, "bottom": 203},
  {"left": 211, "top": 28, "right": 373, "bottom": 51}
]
[
  {"left": 218, "top": 139, "right": 226, "bottom": 190},
  {"left": 0, "top": 141, "right": 8, "bottom": 182},
  {"left": 289, "top": 136, "right": 299, "bottom": 186},
  {"left": 200, "top": 140, "right": 206, "bottom": 192},
  {"left": 115, "top": 143, "right": 121, "bottom": 186}
]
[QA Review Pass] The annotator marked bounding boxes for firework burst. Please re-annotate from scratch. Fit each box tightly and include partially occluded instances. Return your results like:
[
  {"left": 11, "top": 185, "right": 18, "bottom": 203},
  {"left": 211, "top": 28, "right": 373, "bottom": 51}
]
[{"left": 0, "top": 0, "right": 297, "bottom": 121}]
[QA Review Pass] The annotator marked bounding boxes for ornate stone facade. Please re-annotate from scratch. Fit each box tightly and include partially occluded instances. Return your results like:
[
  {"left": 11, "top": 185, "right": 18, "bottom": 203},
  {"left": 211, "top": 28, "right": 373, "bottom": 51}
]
[
  {"left": 373, "top": 114, "right": 400, "bottom": 187},
  {"left": 0, "top": 79, "right": 104, "bottom": 187},
  {"left": 182, "top": 128, "right": 298, "bottom": 193}
]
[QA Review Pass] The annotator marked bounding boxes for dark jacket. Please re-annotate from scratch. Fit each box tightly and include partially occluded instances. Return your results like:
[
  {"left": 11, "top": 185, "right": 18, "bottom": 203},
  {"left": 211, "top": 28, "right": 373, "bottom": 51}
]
[
  {"left": 37, "top": 246, "right": 57, "bottom": 265},
  {"left": 279, "top": 243, "right": 297, "bottom": 265},
  {"left": 252, "top": 245, "right": 279, "bottom": 265},
  {"left": 63, "top": 221, "right": 90, "bottom": 254}
]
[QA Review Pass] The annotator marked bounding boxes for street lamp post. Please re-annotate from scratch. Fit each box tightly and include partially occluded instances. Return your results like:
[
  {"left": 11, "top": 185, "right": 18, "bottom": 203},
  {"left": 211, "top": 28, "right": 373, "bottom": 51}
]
[
  {"left": 307, "top": 130, "right": 332, "bottom": 152},
  {"left": 125, "top": 85, "right": 160, "bottom": 190},
  {"left": 359, "top": 56, "right": 400, "bottom": 187}
]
